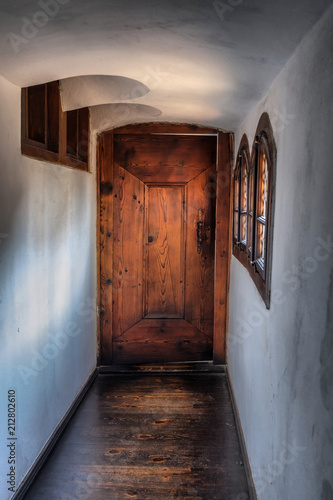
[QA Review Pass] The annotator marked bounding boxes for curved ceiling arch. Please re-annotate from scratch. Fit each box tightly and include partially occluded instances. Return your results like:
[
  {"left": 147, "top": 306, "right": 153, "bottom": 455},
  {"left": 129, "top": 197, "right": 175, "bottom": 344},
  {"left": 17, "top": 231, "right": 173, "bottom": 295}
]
[
  {"left": 89, "top": 103, "right": 162, "bottom": 133},
  {"left": 1, "top": 0, "right": 331, "bottom": 129},
  {"left": 59, "top": 75, "right": 150, "bottom": 111}
]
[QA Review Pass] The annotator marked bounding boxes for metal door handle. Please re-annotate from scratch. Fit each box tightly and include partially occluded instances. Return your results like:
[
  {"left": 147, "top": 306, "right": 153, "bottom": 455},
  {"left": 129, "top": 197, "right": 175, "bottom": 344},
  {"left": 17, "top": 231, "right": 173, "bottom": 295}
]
[{"left": 197, "top": 209, "right": 211, "bottom": 253}]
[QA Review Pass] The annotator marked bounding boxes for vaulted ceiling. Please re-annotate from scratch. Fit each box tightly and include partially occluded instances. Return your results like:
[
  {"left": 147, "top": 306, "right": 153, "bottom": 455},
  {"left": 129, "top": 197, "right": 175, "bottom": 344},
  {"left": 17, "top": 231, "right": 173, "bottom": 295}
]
[{"left": 0, "top": 0, "right": 331, "bottom": 129}]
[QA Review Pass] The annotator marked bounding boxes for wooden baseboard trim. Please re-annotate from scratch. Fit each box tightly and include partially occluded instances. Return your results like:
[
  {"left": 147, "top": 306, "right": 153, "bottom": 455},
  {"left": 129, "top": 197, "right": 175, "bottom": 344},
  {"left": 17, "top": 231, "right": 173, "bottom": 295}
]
[
  {"left": 99, "top": 362, "right": 225, "bottom": 374},
  {"left": 13, "top": 368, "right": 98, "bottom": 500},
  {"left": 225, "top": 366, "right": 258, "bottom": 500}
]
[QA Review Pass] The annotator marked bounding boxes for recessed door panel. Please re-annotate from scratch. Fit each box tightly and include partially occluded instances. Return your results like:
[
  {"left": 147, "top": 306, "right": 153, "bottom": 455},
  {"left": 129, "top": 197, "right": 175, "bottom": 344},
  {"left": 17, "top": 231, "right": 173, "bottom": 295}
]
[
  {"left": 112, "top": 163, "right": 145, "bottom": 339},
  {"left": 146, "top": 186, "right": 185, "bottom": 318},
  {"left": 112, "top": 319, "right": 212, "bottom": 364},
  {"left": 185, "top": 167, "right": 216, "bottom": 338},
  {"left": 114, "top": 134, "right": 217, "bottom": 183}
]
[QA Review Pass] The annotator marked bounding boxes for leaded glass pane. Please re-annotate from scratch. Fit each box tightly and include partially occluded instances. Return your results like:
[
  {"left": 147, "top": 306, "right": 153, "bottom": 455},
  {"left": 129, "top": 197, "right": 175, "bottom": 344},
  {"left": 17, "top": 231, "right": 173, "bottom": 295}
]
[
  {"left": 248, "top": 213, "right": 253, "bottom": 255},
  {"left": 256, "top": 221, "right": 266, "bottom": 263},
  {"left": 258, "top": 150, "right": 268, "bottom": 219},
  {"left": 241, "top": 159, "right": 247, "bottom": 212},
  {"left": 234, "top": 210, "right": 239, "bottom": 240},
  {"left": 234, "top": 171, "right": 240, "bottom": 240},
  {"left": 248, "top": 167, "right": 254, "bottom": 215},
  {"left": 234, "top": 174, "right": 239, "bottom": 210},
  {"left": 240, "top": 214, "right": 247, "bottom": 243}
]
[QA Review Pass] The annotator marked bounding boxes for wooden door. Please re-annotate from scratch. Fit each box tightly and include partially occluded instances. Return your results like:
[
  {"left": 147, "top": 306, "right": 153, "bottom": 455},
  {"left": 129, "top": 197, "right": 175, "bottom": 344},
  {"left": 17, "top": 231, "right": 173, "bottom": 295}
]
[{"left": 99, "top": 124, "right": 232, "bottom": 365}]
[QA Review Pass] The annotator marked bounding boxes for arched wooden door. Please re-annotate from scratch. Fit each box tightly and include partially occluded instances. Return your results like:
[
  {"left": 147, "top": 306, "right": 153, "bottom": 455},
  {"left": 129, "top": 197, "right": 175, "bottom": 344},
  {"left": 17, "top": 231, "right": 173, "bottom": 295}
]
[{"left": 99, "top": 124, "right": 232, "bottom": 365}]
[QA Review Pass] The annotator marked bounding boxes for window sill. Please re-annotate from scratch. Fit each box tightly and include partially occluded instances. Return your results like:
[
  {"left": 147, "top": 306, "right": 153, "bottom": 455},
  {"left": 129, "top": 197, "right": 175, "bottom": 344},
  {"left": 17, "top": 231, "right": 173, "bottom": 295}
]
[
  {"left": 232, "top": 245, "right": 270, "bottom": 308},
  {"left": 21, "top": 143, "right": 88, "bottom": 172}
]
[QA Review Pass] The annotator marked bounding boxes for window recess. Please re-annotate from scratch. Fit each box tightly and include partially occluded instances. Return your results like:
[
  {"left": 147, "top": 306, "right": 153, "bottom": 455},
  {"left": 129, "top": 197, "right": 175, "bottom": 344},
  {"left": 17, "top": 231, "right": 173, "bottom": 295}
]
[{"left": 21, "top": 81, "right": 89, "bottom": 171}]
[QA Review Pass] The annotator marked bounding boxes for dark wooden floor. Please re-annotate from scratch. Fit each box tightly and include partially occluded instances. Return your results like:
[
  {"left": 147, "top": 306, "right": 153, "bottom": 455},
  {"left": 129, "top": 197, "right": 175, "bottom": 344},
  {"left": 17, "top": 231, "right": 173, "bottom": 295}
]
[{"left": 25, "top": 373, "right": 250, "bottom": 500}]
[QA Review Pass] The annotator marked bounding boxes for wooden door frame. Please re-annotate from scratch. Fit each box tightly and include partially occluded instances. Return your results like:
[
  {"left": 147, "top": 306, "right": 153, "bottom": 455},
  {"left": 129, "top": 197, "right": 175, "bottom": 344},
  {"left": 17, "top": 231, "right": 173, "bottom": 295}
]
[{"left": 97, "top": 123, "right": 233, "bottom": 366}]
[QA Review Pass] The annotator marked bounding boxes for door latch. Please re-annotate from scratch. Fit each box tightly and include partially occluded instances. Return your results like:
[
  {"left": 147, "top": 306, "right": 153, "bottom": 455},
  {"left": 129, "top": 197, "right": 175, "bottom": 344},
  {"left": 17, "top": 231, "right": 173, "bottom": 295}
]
[{"left": 197, "top": 209, "right": 211, "bottom": 254}]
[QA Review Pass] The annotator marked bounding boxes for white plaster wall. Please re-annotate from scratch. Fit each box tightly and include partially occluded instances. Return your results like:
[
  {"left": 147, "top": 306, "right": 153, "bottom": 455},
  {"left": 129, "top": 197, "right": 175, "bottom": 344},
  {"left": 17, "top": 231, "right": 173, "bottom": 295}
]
[
  {"left": 228, "top": 7, "right": 333, "bottom": 500},
  {"left": 0, "top": 76, "right": 97, "bottom": 498}
]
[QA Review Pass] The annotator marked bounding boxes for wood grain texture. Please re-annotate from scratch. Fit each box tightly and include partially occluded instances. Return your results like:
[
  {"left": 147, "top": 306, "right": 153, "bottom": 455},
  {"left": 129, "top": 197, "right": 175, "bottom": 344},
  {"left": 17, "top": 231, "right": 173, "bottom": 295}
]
[
  {"left": 114, "top": 134, "right": 217, "bottom": 184},
  {"left": 113, "top": 164, "right": 145, "bottom": 339},
  {"left": 99, "top": 362, "right": 225, "bottom": 374},
  {"left": 185, "top": 167, "right": 216, "bottom": 338},
  {"left": 146, "top": 187, "right": 184, "bottom": 318},
  {"left": 99, "top": 132, "right": 114, "bottom": 364},
  {"left": 99, "top": 126, "right": 231, "bottom": 367},
  {"left": 25, "top": 374, "right": 250, "bottom": 500},
  {"left": 113, "top": 319, "right": 212, "bottom": 364},
  {"left": 213, "top": 132, "right": 232, "bottom": 364},
  {"left": 46, "top": 80, "right": 60, "bottom": 153}
]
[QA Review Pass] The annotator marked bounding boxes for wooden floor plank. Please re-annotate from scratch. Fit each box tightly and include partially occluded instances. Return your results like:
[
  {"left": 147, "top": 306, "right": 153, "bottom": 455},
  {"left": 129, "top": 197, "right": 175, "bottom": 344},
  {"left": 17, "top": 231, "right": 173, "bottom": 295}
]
[{"left": 25, "top": 374, "right": 250, "bottom": 500}]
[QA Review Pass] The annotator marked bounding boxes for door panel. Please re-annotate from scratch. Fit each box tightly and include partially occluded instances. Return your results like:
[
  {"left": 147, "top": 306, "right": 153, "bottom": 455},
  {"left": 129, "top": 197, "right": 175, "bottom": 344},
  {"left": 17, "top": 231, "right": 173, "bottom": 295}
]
[
  {"left": 111, "top": 134, "right": 216, "bottom": 364},
  {"left": 185, "top": 167, "right": 216, "bottom": 338},
  {"left": 113, "top": 319, "right": 212, "bottom": 364},
  {"left": 112, "top": 164, "right": 145, "bottom": 339},
  {"left": 114, "top": 134, "right": 216, "bottom": 184},
  {"left": 146, "top": 186, "right": 185, "bottom": 318}
]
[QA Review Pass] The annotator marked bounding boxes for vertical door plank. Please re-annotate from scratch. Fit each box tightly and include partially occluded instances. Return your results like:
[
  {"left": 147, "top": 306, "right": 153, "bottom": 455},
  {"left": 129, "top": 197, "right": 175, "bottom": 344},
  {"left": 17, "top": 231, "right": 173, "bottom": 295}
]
[
  {"left": 213, "top": 132, "right": 232, "bottom": 364},
  {"left": 112, "top": 164, "right": 145, "bottom": 338},
  {"left": 99, "top": 132, "right": 114, "bottom": 364},
  {"left": 146, "top": 187, "right": 185, "bottom": 318},
  {"left": 143, "top": 184, "right": 149, "bottom": 318},
  {"left": 185, "top": 167, "right": 216, "bottom": 339}
]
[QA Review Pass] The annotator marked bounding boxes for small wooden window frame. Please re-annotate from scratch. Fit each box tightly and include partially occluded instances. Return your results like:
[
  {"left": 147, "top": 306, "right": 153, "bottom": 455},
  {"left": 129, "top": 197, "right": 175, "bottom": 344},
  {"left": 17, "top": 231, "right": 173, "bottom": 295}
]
[
  {"left": 21, "top": 81, "right": 89, "bottom": 171},
  {"left": 233, "top": 113, "right": 276, "bottom": 308},
  {"left": 233, "top": 135, "right": 250, "bottom": 256}
]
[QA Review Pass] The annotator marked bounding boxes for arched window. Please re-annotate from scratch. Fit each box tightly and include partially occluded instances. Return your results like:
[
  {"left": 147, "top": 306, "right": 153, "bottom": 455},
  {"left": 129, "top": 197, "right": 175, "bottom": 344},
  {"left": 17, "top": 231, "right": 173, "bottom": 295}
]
[
  {"left": 253, "top": 131, "right": 271, "bottom": 281},
  {"left": 233, "top": 114, "right": 276, "bottom": 308},
  {"left": 247, "top": 149, "right": 255, "bottom": 259},
  {"left": 233, "top": 135, "right": 250, "bottom": 254}
]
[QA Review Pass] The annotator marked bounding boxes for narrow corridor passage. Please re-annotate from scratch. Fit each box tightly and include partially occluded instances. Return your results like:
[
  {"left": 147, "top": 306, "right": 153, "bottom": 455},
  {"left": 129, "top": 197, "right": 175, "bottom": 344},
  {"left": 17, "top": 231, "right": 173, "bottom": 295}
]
[{"left": 25, "top": 373, "right": 250, "bottom": 499}]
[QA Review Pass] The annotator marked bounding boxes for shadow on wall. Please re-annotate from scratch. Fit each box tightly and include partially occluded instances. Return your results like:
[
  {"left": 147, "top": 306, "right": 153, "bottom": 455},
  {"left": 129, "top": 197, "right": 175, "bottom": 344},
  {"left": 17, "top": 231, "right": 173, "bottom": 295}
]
[{"left": 320, "top": 267, "right": 333, "bottom": 412}]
